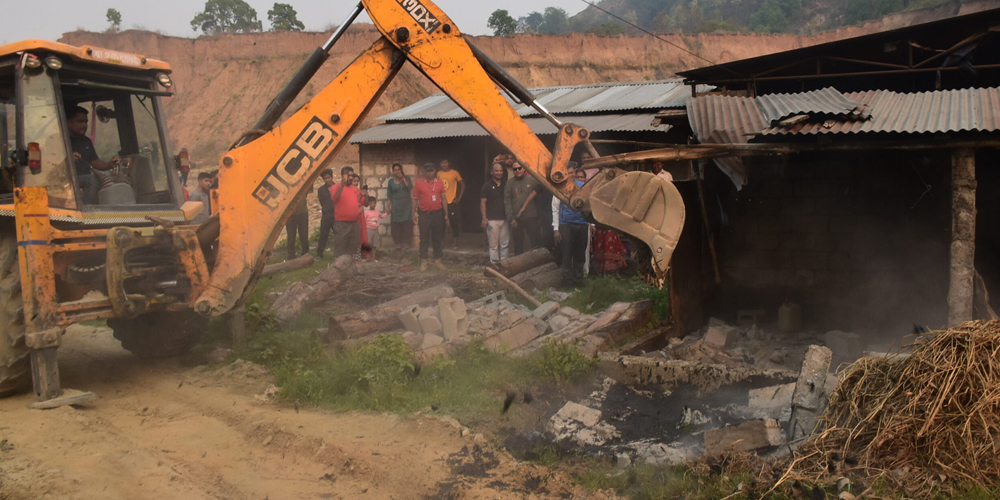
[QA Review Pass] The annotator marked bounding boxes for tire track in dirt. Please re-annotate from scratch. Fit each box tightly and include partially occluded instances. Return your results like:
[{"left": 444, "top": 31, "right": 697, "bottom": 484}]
[{"left": 0, "top": 326, "right": 592, "bottom": 500}]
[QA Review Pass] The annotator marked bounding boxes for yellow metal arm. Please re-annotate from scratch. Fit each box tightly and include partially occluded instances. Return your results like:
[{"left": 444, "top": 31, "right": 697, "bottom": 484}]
[{"left": 194, "top": 38, "right": 404, "bottom": 316}]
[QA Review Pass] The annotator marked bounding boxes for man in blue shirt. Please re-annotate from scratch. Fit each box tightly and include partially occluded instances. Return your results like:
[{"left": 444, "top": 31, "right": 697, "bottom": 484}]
[{"left": 552, "top": 168, "right": 589, "bottom": 287}]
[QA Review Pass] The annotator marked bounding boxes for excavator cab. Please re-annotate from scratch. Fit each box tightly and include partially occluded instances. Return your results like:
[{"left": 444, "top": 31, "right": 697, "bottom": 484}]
[{"left": 0, "top": 41, "right": 185, "bottom": 218}]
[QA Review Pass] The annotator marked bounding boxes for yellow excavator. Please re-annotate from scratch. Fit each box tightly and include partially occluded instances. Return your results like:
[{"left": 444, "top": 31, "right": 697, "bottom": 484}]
[{"left": 0, "top": 0, "right": 685, "bottom": 406}]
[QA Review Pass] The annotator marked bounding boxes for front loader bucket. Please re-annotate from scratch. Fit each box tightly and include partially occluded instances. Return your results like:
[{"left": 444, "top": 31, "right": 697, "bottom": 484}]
[{"left": 589, "top": 172, "right": 686, "bottom": 277}]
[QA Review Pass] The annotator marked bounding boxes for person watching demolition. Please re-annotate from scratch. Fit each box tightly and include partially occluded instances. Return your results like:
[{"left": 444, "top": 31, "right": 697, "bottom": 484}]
[
  {"left": 189, "top": 172, "right": 213, "bottom": 225},
  {"left": 331, "top": 166, "right": 363, "bottom": 259},
  {"left": 436, "top": 158, "right": 464, "bottom": 250},
  {"left": 412, "top": 163, "right": 449, "bottom": 271},
  {"left": 315, "top": 168, "right": 336, "bottom": 259},
  {"left": 66, "top": 105, "right": 119, "bottom": 205}
]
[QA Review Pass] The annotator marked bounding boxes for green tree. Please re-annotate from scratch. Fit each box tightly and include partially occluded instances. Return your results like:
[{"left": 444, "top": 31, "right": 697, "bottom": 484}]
[
  {"left": 750, "top": 0, "right": 801, "bottom": 33},
  {"left": 268, "top": 3, "right": 304, "bottom": 31},
  {"left": 539, "top": 7, "right": 569, "bottom": 34},
  {"left": 106, "top": 8, "right": 122, "bottom": 32},
  {"left": 517, "top": 11, "right": 544, "bottom": 33},
  {"left": 487, "top": 9, "right": 517, "bottom": 36},
  {"left": 190, "top": 0, "right": 263, "bottom": 35},
  {"left": 846, "top": 0, "right": 905, "bottom": 24}
]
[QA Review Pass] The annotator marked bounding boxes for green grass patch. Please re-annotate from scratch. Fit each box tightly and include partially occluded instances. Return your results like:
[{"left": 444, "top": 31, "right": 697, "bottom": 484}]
[
  {"left": 563, "top": 275, "right": 669, "bottom": 321},
  {"left": 576, "top": 461, "right": 759, "bottom": 500}
]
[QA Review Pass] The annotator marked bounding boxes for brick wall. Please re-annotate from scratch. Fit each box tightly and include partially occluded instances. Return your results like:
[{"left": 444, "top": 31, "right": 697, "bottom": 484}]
[
  {"left": 709, "top": 150, "right": 952, "bottom": 333},
  {"left": 358, "top": 143, "right": 419, "bottom": 236}
]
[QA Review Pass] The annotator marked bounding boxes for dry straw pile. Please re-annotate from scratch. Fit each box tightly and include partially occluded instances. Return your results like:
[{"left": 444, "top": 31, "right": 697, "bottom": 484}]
[{"left": 784, "top": 320, "right": 1000, "bottom": 493}]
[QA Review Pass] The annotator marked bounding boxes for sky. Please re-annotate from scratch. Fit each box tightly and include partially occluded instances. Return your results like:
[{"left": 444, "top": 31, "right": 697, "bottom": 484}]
[{"left": 2, "top": 1, "right": 591, "bottom": 44}]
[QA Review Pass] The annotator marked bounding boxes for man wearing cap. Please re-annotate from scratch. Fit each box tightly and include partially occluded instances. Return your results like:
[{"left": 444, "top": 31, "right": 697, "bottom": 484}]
[
  {"left": 412, "top": 163, "right": 449, "bottom": 271},
  {"left": 331, "top": 166, "right": 363, "bottom": 259}
]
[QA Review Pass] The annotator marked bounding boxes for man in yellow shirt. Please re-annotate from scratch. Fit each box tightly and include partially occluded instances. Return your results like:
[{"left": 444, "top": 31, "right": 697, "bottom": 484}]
[{"left": 437, "top": 158, "right": 465, "bottom": 250}]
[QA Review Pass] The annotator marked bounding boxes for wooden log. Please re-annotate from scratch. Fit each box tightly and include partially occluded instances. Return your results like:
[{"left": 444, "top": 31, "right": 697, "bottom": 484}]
[
  {"left": 262, "top": 254, "right": 315, "bottom": 277},
  {"left": 332, "top": 284, "right": 455, "bottom": 338},
  {"left": 486, "top": 248, "right": 553, "bottom": 278},
  {"left": 272, "top": 255, "right": 356, "bottom": 324},
  {"left": 484, "top": 267, "right": 543, "bottom": 308},
  {"left": 520, "top": 268, "right": 563, "bottom": 293},
  {"left": 510, "top": 262, "right": 559, "bottom": 286}
]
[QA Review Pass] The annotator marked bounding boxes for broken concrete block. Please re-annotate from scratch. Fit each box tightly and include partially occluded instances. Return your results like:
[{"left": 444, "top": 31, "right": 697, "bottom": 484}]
[
  {"left": 398, "top": 305, "right": 422, "bottom": 334},
  {"left": 420, "top": 333, "right": 444, "bottom": 350},
  {"left": 530, "top": 317, "right": 551, "bottom": 337},
  {"left": 789, "top": 345, "right": 833, "bottom": 441},
  {"left": 635, "top": 442, "right": 693, "bottom": 466},
  {"left": 749, "top": 383, "right": 796, "bottom": 410},
  {"left": 558, "top": 307, "right": 581, "bottom": 318},
  {"left": 418, "top": 310, "right": 443, "bottom": 336},
  {"left": 546, "top": 401, "right": 620, "bottom": 446},
  {"left": 824, "top": 330, "right": 865, "bottom": 367},
  {"left": 586, "top": 302, "right": 632, "bottom": 333},
  {"left": 704, "top": 419, "right": 786, "bottom": 455},
  {"left": 401, "top": 331, "right": 423, "bottom": 350},
  {"left": 439, "top": 297, "right": 469, "bottom": 341},
  {"left": 548, "top": 315, "right": 571, "bottom": 331},
  {"left": 703, "top": 325, "right": 740, "bottom": 349},
  {"left": 496, "top": 309, "right": 526, "bottom": 330},
  {"left": 532, "top": 301, "right": 560, "bottom": 320},
  {"left": 484, "top": 320, "right": 541, "bottom": 353}
]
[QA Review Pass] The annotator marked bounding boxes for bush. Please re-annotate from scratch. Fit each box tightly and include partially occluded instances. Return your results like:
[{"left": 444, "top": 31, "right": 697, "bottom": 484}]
[{"left": 533, "top": 339, "right": 595, "bottom": 384}]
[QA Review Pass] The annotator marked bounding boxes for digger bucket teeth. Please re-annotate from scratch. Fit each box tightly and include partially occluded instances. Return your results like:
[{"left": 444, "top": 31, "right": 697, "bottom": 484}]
[{"left": 589, "top": 171, "right": 686, "bottom": 277}]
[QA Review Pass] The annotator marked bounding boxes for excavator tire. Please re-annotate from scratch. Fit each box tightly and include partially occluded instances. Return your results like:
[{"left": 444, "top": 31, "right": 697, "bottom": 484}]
[
  {"left": 0, "top": 232, "right": 31, "bottom": 397},
  {"left": 109, "top": 310, "right": 207, "bottom": 359}
]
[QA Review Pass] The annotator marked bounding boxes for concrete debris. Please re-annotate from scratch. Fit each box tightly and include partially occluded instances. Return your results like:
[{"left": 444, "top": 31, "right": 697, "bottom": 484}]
[
  {"left": 703, "top": 325, "right": 740, "bottom": 349},
  {"left": 749, "top": 383, "right": 796, "bottom": 411},
  {"left": 679, "top": 407, "right": 711, "bottom": 429},
  {"left": 548, "top": 314, "right": 571, "bottom": 331},
  {"left": 789, "top": 345, "right": 833, "bottom": 441},
  {"left": 401, "top": 331, "right": 422, "bottom": 349},
  {"left": 547, "top": 401, "right": 620, "bottom": 446},
  {"left": 600, "top": 355, "right": 796, "bottom": 393},
  {"left": 398, "top": 305, "right": 422, "bottom": 334},
  {"left": 558, "top": 307, "right": 581, "bottom": 318},
  {"left": 485, "top": 321, "right": 541, "bottom": 353},
  {"left": 420, "top": 334, "right": 444, "bottom": 350},
  {"left": 704, "top": 419, "right": 786, "bottom": 455},
  {"left": 586, "top": 302, "right": 632, "bottom": 334},
  {"left": 547, "top": 289, "right": 572, "bottom": 302},
  {"left": 438, "top": 297, "right": 469, "bottom": 340},
  {"left": 532, "top": 301, "right": 560, "bottom": 320},
  {"left": 633, "top": 442, "right": 695, "bottom": 466}
]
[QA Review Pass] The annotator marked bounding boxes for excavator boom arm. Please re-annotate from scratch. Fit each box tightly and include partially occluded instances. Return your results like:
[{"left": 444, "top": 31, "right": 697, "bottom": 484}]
[{"left": 194, "top": 0, "right": 685, "bottom": 316}]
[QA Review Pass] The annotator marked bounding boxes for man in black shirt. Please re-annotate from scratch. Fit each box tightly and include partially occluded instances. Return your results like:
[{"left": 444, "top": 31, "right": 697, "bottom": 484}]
[
  {"left": 66, "top": 106, "right": 118, "bottom": 205},
  {"left": 480, "top": 162, "right": 508, "bottom": 262},
  {"left": 316, "top": 168, "right": 336, "bottom": 259}
]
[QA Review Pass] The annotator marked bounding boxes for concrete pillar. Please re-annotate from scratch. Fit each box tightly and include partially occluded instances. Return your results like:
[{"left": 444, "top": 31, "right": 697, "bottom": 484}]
[{"left": 948, "top": 149, "right": 976, "bottom": 327}]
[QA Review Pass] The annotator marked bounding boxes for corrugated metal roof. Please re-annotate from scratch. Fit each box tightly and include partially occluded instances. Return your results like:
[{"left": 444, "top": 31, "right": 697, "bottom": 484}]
[
  {"left": 763, "top": 87, "right": 1000, "bottom": 136},
  {"left": 376, "top": 80, "right": 710, "bottom": 122},
  {"left": 756, "top": 87, "right": 868, "bottom": 124},
  {"left": 685, "top": 95, "right": 767, "bottom": 188},
  {"left": 350, "top": 113, "right": 663, "bottom": 144}
]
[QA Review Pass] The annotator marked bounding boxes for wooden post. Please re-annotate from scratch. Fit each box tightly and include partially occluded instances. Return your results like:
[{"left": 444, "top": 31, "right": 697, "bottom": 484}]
[{"left": 949, "top": 148, "right": 976, "bottom": 327}]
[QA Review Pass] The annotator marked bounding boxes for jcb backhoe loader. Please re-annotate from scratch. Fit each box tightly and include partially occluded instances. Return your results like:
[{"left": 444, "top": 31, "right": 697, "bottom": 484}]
[{"left": 0, "top": 0, "right": 685, "bottom": 406}]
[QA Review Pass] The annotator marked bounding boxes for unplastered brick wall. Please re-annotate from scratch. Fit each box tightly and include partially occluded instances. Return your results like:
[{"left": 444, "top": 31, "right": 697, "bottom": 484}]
[
  {"left": 358, "top": 143, "right": 418, "bottom": 236},
  {"left": 710, "top": 150, "right": 952, "bottom": 332}
]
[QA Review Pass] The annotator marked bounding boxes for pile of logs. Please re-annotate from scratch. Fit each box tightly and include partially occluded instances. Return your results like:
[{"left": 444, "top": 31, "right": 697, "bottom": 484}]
[{"left": 485, "top": 248, "right": 562, "bottom": 293}]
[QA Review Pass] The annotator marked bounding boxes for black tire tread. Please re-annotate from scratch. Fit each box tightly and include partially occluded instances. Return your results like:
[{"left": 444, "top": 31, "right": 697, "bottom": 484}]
[
  {"left": 109, "top": 310, "right": 206, "bottom": 359},
  {"left": 0, "top": 233, "right": 31, "bottom": 397}
]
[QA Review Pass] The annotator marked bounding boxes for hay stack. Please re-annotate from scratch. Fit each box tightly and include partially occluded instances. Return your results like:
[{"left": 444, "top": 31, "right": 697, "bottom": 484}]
[{"left": 786, "top": 320, "right": 1000, "bottom": 492}]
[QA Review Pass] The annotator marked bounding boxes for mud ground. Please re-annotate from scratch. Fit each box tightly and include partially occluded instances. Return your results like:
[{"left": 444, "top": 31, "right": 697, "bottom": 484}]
[{"left": 0, "top": 325, "right": 599, "bottom": 500}]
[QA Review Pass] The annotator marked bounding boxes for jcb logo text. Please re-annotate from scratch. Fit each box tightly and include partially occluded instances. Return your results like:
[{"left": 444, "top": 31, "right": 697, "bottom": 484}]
[{"left": 253, "top": 118, "right": 337, "bottom": 209}]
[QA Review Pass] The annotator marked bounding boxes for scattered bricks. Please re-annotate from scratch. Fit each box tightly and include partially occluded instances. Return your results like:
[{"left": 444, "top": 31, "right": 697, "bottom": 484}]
[
  {"left": 531, "top": 317, "right": 551, "bottom": 337},
  {"left": 398, "top": 305, "right": 422, "bottom": 334},
  {"left": 703, "top": 325, "right": 740, "bottom": 349},
  {"left": 551, "top": 401, "right": 601, "bottom": 427},
  {"left": 790, "top": 345, "right": 833, "bottom": 441},
  {"left": 586, "top": 302, "right": 632, "bottom": 334},
  {"left": 420, "top": 334, "right": 444, "bottom": 350},
  {"left": 749, "top": 383, "right": 796, "bottom": 410},
  {"left": 496, "top": 308, "right": 525, "bottom": 330},
  {"left": 439, "top": 297, "right": 469, "bottom": 341},
  {"left": 559, "top": 307, "right": 581, "bottom": 318},
  {"left": 418, "top": 310, "right": 443, "bottom": 336},
  {"left": 469, "top": 291, "right": 506, "bottom": 308},
  {"left": 577, "top": 335, "right": 606, "bottom": 358},
  {"left": 704, "top": 419, "right": 786, "bottom": 455},
  {"left": 823, "top": 330, "right": 864, "bottom": 367},
  {"left": 532, "top": 301, "right": 560, "bottom": 320},
  {"left": 484, "top": 320, "right": 541, "bottom": 353},
  {"left": 401, "top": 331, "right": 423, "bottom": 350},
  {"left": 548, "top": 315, "right": 571, "bottom": 331},
  {"left": 547, "top": 402, "right": 620, "bottom": 446}
]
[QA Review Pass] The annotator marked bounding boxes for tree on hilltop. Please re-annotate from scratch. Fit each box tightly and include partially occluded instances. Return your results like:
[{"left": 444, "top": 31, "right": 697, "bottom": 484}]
[
  {"left": 488, "top": 9, "right": 517, "bottom": 36},
  {"left": 268, "top": 3, "right": 305, "bottom": 31},
  {"left": 106, "top": 8, "right": 122, "bottom": 32},
  {"left": 191, "top": 0, "right": 263, "bottom": 35}
]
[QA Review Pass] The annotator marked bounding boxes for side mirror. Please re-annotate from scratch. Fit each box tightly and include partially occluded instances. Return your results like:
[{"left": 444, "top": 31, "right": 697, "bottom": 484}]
[{"left": 95, "top": 105, "right": 115, "bottom": 123}]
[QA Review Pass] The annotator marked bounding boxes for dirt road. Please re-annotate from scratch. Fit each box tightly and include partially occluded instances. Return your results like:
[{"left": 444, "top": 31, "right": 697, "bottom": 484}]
[{"left": 0, "top": 326, "right": 590, "bottom": 500}]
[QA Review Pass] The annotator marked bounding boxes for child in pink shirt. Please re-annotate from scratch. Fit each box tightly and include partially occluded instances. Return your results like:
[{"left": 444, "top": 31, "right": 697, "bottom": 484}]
[{"left": 363, "top": 196, "right": 388, "bottom": 261}]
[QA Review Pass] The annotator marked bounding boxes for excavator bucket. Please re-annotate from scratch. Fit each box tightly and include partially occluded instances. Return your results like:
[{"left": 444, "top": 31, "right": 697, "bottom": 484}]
[{"left": 588, "top": 171, "right": 686, "bottom": 277}]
